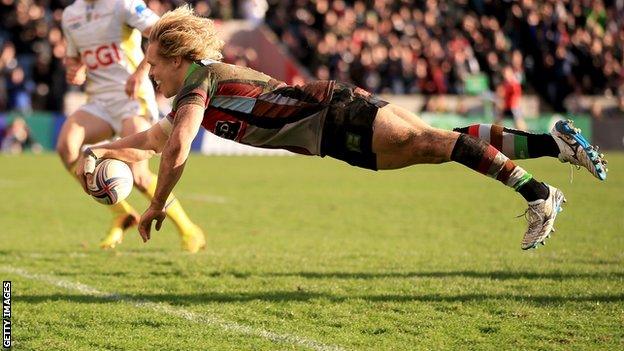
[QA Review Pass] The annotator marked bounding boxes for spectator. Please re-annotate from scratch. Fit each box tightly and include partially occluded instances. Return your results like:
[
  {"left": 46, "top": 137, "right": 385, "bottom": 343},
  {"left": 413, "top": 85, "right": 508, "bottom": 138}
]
[
  {"left": 240, "top": 0, "right": 268, "bottom": 27},
  {"left": 6, "top": 65, "right": 34, "bottom": 113},
  {"left": 496, "top": 65, "right": 526, "bottom": 130},
  {"left": 1, "top": 117, "right": 42, "bottom": 154},
  {"left": 265, "top": 0, "right": 624, "bottom": 113}
]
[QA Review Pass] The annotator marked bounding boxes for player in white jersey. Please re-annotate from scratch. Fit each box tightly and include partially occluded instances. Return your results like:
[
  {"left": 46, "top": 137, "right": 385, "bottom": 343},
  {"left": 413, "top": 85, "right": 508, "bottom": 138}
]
[{"left": 57, "top": 0, "right": 205, "bottom": 253}]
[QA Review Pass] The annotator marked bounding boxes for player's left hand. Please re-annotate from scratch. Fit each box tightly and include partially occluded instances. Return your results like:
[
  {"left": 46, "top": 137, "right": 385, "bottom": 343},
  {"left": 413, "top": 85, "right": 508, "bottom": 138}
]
[
  {"left": 125, "top": 71, "right": 144, "bottom": 99},
  {"left": 138, "top": 206, "right": 166, "bottom": 242},
  {"left": 74, "top": 154, "right": 94, "bottom": 194}
]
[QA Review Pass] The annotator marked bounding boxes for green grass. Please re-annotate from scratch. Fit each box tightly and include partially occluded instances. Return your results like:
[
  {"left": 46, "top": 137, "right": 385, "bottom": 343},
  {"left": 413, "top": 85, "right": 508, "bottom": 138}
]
[{"left": 0, "top": 153, "right": 623, "bottom": 350}]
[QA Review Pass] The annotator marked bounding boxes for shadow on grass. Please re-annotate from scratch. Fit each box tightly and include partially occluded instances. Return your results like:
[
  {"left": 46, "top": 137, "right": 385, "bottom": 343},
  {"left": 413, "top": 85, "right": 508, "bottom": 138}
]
[
  {"left": 211, "top": 270, "right": 624, "bottom": 281},
  {"left": 20, "top": 269, "right": 624, "bottom": 281},
  {"left": 11, "top": 268, "right": 624, "bottom": 282},
  {"left": 16, "top": 290, "right": 624, "bottom": 306}
]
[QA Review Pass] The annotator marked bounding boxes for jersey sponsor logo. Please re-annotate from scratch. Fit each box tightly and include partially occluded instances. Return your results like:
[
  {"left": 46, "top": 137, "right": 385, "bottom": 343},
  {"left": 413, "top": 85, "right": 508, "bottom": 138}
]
[
  {"left": 214, "top": 121, "right": 242, "bottom": 140},
  {"left": 90, "top": 12, "right": 113, "bottom": 21},
  {"left": 81, "top": 43, "right": 122, "bottom": 70},
  {"left": 345, "top": 132, "right": 362, "bottom": 152}
]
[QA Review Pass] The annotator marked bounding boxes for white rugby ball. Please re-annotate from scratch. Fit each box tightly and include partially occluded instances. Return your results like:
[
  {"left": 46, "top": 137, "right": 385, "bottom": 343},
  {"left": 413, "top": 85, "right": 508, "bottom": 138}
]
[{"left": 87, "top": 159, "right": 133, "bottom": 205}]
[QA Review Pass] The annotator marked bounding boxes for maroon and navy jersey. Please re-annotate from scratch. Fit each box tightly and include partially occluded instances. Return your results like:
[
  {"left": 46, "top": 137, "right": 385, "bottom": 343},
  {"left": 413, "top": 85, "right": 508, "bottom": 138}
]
[{"left": 166, "top": 60, "right": 335, "bottom": 155}]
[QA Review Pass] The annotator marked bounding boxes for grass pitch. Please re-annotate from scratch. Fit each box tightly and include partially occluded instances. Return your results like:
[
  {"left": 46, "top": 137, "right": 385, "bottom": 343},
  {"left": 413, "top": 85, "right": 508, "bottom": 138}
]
[{"left": 0, "top": 153, "right": 622, "bottom": 350}]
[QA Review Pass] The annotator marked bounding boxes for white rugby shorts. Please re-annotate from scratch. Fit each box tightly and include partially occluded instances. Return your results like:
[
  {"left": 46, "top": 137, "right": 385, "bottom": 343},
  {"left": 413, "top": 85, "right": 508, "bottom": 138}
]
[{"left": 79, "top": 91, "right": 159, "bottom": 135}]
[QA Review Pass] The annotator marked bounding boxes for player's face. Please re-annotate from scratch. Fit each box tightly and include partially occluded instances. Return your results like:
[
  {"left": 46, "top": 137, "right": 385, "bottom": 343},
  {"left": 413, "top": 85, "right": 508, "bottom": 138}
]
[{"left": 146, "top": 43, "right": 184, "bottom": 98}]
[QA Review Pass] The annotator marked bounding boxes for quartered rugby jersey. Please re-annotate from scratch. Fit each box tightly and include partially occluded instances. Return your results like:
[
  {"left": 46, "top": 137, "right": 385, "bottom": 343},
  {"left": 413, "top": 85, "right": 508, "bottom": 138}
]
[
  {"left": 167, "top": 61, "right": 336, "bottom": 155},
  {"left": 61, "top": 0, "right": 158, "bottom": 95}
]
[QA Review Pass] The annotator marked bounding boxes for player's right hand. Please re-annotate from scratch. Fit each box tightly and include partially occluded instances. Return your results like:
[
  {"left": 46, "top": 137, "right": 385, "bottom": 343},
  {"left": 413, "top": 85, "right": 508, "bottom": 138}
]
[
  {"left": 65, "top": 58, "right": 86, "bottom": 85},
  {"left": 125, "top": 71, "right": 142, "bottom": 98}
]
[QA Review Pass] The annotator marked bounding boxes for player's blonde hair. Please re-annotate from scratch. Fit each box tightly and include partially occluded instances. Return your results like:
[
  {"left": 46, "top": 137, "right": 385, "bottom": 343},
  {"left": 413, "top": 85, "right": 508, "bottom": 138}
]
[{"left": 149, "top": 5, "right": 224, "bottom": 62}]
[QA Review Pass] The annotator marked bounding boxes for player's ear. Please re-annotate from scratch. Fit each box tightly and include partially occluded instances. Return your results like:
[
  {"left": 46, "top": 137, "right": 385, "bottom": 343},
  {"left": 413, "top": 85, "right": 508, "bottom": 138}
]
[{"left": 172, "top": 56, "right": 182, "bottom": 68}]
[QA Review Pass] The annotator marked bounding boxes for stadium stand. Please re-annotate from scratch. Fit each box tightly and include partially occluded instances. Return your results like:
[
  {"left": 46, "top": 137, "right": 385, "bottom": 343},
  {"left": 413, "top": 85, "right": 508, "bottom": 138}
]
[
  {"left": 0, "top": 0, "right": 260, "bottom": 113},
  {"left": 265, "top": 0, "right": 624, "bottom": 113},
  {"left": 1, "top": 0, "right": 623, "bottom": 151}
]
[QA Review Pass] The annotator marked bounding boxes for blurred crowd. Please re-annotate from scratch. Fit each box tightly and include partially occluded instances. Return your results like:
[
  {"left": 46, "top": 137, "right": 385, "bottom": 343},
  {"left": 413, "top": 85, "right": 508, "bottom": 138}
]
[
  {"left": 0, "top": 0, "right": 623, "bottom": 116},
  {"left": 0, "top": 0, "right": 68, "bottom": 113},
  {"left": 266, "top": 0, "right": 624, "bottom": 113},
  {"left": 0, "top": 0, "right": 264, "bottom": 114}
]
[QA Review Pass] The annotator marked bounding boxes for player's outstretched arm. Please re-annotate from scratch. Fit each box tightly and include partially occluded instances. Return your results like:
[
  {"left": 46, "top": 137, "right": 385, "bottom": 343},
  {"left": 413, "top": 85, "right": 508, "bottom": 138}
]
[
  {"left": 92, "top": 122, "right": 169, "bottom": 162},
  {"left": 74, "top": 123, "right": 169, "bottom": 193},
  {"left": 138, "top": 103, "right": 204, "bottom": 242}
]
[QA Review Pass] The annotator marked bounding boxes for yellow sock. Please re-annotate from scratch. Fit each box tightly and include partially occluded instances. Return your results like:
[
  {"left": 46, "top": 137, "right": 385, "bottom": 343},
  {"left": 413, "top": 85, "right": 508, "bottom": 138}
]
[
  {"left": 143, "top": 177, "right": 194, "bottom": 235},
  {"left": 110, "top": 201, "right": 136, "bottom": 217}
]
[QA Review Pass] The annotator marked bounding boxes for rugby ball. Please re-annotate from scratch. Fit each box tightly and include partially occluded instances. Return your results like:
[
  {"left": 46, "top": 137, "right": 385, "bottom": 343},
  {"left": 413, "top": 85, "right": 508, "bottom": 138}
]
[{"left": 87, "top": 159, "right": 133, "bottom": 205}]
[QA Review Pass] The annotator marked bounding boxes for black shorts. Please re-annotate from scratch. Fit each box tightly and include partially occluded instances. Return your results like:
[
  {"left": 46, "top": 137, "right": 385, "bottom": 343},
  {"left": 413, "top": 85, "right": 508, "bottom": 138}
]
[{"left": 320, "top": 83, "right": 389, "bottom": 170}]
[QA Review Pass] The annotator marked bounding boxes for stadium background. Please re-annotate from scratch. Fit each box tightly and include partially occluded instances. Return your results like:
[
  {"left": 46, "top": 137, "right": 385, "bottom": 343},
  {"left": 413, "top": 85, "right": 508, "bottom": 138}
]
[
  {"left": 1, "top": 0, "right": 623, "bottom": 153},
  {"left": 0, "top": 2, "right": 622, "bottom": 349}
]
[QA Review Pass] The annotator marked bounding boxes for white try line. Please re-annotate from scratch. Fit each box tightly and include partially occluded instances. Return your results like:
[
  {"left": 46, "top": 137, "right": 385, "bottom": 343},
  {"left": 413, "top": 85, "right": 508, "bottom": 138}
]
[{"left": 1, "top": 266, "right": 345, "bottom": 351}]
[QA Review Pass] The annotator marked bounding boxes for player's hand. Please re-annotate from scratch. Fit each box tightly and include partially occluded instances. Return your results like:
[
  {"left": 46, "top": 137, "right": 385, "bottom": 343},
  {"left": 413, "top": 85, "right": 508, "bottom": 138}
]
[
  {"left": 125, "top": 71, "right": 144, "bottom": 98},
  {"left": 65, "top": 60, "right": 86, "bottom": 85},
  {"left": 74, "top": 154, "right": 94, "bottom": 194},
  {"left": 138, "top": 206, "right": 166, "bottom": 243}
]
